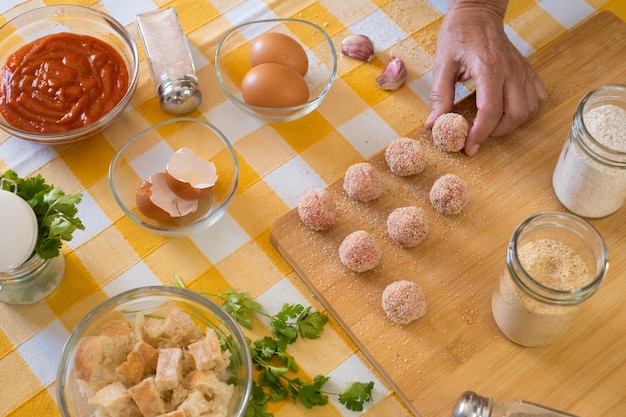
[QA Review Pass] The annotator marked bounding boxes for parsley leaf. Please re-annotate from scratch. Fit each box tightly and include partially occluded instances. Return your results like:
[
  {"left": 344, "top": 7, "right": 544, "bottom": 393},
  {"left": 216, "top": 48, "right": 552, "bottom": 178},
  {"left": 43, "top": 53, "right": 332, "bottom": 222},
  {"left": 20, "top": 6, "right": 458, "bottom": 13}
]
[
  {"left": 244, "top": 384, "right": 273, "bottom": 417},
  {"left": 271, "top": 304, "right": 329, "bottom": 345},
  {"left": 297, "top": 310, "right": 328, "bottom": 340},
  {"left": 1, "top": 170, "right": 84, "bottom": 259},
  {"left": 173, "top": 276, "right": 262, "bottom": 329},
  {"left": 338, "top": 381, "right": 375, "bottom": 412},
  {"left": 294, "top": 375, "right": 330, "bottom": 409},
  {"left": 222, "top": 288, "right": 263, "bottom": 329}
]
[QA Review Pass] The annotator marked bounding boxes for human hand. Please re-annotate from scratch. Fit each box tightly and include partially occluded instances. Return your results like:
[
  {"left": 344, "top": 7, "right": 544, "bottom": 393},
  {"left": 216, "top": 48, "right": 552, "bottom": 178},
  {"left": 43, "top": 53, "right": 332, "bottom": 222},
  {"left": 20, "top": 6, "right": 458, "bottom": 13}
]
[{"left": 425, "top": 1, "right": 546, "bottom": 156}]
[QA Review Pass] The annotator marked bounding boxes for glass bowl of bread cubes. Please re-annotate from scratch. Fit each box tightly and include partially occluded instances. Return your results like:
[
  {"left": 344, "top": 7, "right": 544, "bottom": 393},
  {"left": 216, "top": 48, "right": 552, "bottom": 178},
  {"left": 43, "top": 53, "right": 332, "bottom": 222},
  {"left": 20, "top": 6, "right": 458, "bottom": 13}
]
[{"left": 56, "top": 286, "right": 253, "bottom": 417}]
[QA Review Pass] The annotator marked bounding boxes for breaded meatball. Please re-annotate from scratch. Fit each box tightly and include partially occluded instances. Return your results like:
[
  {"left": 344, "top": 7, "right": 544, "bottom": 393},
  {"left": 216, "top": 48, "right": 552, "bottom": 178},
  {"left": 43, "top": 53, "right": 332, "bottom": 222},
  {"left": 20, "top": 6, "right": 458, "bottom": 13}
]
[
  {"left": 382, "top": 280, "right": 427, "bottom": 324},
  {"left": 387, "top": 206, "right": 429, "bottom": 247},
  {"left": 385, "top": 137, "right": 426, "bottom": 176},
  {"left": 338, "top": 230, "right": 381, "bottom": 272},
  {"left": 343, "top": 162, "right": 383, "bottom": 202},
  {"left": 432, "top": 113, "right": 470, "bottom": 152},
  {"left": 429, "top": 174, "right": 469, "bottom": 215},
  {"left": 297, "top": 189, "right": 336, "bottom": 231}
]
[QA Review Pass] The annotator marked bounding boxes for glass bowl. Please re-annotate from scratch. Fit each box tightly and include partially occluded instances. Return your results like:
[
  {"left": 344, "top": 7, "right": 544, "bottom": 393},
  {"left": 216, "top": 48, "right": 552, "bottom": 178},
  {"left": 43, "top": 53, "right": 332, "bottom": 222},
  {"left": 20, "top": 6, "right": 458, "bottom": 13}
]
[
  {"left": 0, "top": 5, "right": 139, "bottom": 144},
  {"left": 108, "top": 117, "right": 239, "bottom": 237},
  {"left": 56, "top": 286, "right": 253, "bottom": 417},
  {"left": 215, "top": 18, "right": 337, "bottom": 122}
]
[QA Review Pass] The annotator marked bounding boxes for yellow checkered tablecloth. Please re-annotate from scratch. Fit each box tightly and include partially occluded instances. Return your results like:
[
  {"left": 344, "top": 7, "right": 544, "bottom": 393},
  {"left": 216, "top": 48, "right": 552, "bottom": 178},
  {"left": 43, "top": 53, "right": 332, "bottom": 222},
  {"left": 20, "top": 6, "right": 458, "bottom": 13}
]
[{"left": 0, "top": 1, "right": 624, "bottom": 416}]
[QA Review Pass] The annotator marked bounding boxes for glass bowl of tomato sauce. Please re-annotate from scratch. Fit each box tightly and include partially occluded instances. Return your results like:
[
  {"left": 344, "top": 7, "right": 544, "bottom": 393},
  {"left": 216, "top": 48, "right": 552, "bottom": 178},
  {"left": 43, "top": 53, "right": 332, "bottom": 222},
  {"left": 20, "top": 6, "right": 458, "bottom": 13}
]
[{"left": 0, "top": 5, "right": 139, "bottom": 144}]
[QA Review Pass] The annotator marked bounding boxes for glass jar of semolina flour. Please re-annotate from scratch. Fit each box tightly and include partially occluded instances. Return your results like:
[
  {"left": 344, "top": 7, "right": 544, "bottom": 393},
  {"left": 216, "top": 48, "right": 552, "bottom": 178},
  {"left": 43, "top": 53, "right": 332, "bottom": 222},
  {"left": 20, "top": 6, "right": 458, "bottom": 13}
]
[
  {"left": 552, "top": 84, "right": 626, "bottom": 218},
  {"left": 491, "top": 211, "right": 607, "bottom": 347}
]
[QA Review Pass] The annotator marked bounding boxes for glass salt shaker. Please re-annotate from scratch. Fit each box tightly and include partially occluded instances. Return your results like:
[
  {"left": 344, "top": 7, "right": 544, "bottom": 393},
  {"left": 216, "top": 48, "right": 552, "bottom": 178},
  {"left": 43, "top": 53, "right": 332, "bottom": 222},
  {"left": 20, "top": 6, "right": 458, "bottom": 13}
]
[
  {"left": 452, "top": 391, "right": 579, "bottom": 417},
  {"left": 137, "top": 7, "right": 202, "bottom": 115},
  {"left": 552, "top": 84, "right": 626, "bottom": 218},
  {"left": 491, "top": 211, "right": 607, "bottom": 347},
  {"left": 0, "top": 179, "right": 65, "bottom": 304}
]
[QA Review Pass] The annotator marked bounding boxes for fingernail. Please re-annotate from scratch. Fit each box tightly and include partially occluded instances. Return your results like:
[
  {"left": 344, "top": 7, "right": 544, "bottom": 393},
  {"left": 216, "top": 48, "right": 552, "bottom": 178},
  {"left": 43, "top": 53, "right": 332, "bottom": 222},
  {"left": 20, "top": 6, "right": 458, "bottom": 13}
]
[
  {"left": 467, "top": 144, "right": 480, "bottom": 157},
  {"left": 425, "top": 112, "right": 435, "bottom": 127}
]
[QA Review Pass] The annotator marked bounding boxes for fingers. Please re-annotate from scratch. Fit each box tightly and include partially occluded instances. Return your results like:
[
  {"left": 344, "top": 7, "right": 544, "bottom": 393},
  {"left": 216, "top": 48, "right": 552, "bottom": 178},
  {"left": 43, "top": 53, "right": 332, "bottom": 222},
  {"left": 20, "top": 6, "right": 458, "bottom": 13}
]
[
  {"left": 464, "top": 72, "right": 504, "bottom": 156},
  {"left": 464, "top": 68, "right": 547, "bottom": 157},
  {"left": 489, "top": 74, "right": 529, "bottom": 138},
  {"left": 534, "top": 74, "right": 548, "bottom": 102},
  {"left": 490, "top": 70, "right": 547, "bottom": 138},
  {"left": 425, "top": 58, "right": 459, "bottom": 128},
  {"left": 426, "top": 24, "right": 547, "bottom": 157}
]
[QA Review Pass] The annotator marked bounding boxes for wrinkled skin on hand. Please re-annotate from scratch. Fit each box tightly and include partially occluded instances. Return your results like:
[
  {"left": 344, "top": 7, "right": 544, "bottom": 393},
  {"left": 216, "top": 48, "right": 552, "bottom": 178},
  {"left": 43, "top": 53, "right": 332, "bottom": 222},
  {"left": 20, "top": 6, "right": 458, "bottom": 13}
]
[{"left": 425, "top": 0, "right": 547, "bottom": 156}]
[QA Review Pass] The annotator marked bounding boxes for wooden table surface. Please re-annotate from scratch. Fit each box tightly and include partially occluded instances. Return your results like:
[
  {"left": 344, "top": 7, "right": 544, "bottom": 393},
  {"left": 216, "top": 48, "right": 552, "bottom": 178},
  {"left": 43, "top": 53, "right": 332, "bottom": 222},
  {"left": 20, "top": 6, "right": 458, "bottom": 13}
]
[{"left": 271, "top": 11, "right": 626, "bottom": 417}]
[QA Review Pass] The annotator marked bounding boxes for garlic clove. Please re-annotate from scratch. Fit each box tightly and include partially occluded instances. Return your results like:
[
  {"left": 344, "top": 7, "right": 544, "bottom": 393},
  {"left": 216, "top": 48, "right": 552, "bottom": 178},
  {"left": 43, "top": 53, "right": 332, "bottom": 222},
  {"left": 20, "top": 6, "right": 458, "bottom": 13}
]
[
  {"left": 340, "top": 34, "right": 375, "bottom": 62},
  {"left": 376, "top": 57, "right": 407, "bottom": 91}
]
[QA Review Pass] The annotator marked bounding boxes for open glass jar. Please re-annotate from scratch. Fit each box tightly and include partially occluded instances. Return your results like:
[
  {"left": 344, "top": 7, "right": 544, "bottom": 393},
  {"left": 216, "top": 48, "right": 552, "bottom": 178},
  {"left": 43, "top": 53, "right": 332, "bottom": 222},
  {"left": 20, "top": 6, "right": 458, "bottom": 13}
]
[
  {"left": 0, "top": 254, "right": 65, "bottom": 304},
  {"left": 0, "top": 179, "right": 65, "bottom": 304},
  {"left": 552, "top": 84, "right": 626, "bottom": 218},
  {"left": 491, "top": 211, "right": 608, "bottom": 347}
]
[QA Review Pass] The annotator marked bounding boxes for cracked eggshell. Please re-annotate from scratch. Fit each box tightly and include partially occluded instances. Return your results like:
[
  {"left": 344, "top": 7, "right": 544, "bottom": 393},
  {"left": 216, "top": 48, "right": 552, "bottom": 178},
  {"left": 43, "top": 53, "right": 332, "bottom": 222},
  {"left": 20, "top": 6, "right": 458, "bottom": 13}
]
[
  {"left": 165, "top": 147, "right": 218, "bottom": 200},
  {"left": 136, "top": 172, "right": 199, "bottom": 222}
]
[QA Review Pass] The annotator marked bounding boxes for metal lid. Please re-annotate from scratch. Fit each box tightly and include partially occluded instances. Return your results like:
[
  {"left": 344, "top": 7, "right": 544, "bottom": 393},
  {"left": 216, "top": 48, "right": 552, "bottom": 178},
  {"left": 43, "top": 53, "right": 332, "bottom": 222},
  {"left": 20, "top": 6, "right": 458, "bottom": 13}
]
[
  {"left": 158, "top": 76, "right": 202, "bottom": 115},
  {"left": 452, "top": 391, "right": 491, "bottom": 417},
  {"left": 0, "top": 188, "right": 38, "bottom": 273}
]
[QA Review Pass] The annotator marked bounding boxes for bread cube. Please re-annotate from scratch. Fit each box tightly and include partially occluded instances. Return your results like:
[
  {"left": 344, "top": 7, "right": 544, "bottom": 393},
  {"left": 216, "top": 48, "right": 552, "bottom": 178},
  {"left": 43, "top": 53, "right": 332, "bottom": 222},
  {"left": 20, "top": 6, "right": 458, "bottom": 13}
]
[
  {"left": 117, "top": 341, "right": 159, "bottom": 385},
  {"left": 161, "top": 308, "right": 202, "bottom": 346},
  {"left": 177, "top": 391, "right": 211, "bottom": 417},
  {"left": 187, "top": 329, "right": 227, "bottom": 372},
  {"left": 91, "top": 381, "right": 141, "bottom": 417},
  {"left": 128, "top": 377, "right": 165, "bottom": 417},
  {"left": 156, "top": 411, "right": 185, "bottom": 417},
  {"left": 187, "top": 370, "right": 233, "bottom": 415},
  {"left": 155, "top": 348, "right": 183, "bottom": 391}
]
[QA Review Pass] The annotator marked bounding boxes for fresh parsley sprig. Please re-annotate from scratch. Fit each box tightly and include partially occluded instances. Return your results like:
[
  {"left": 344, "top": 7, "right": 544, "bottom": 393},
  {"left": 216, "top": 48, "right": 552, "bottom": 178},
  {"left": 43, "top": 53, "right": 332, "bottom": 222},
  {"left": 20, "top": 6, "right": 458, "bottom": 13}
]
[
  {"left": 1, "top": 170, "right": 84, "bottom": 259},
  {"left": 173, "top": 277, "right": 375, "bottom": 415},
  {"left": 173, "top": 276, "right": 262, "bottom": 329},
  {"left": 338, "top": 381, "right": 376, "bottom": 411},
  {"left": 270, "top": 303, "right": 328, "bottom": 345}
]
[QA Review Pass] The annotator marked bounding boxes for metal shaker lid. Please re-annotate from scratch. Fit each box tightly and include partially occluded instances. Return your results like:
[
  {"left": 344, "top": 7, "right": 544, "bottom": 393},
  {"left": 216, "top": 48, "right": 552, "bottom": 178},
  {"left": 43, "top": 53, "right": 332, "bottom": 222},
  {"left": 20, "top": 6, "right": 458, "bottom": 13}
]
[
  {"left": 158, "top": 76, "right": 202, "bottom": 115},
  {"left": 0, "top": 188, "right": 38, "bottom": 273},
  {"left": 451, "top": 391, "right": 491, "bottom": 417}
]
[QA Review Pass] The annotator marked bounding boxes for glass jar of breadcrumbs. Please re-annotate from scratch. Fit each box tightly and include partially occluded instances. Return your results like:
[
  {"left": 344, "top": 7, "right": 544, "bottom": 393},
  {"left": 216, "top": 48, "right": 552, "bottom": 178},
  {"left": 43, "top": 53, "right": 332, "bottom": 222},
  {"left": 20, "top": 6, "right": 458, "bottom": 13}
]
[
  {"left": 552, "top": 84, "right": 626, "bottom": 218},
  {"left": 491, "top": 211, "right": 607, "bottom": 347}
]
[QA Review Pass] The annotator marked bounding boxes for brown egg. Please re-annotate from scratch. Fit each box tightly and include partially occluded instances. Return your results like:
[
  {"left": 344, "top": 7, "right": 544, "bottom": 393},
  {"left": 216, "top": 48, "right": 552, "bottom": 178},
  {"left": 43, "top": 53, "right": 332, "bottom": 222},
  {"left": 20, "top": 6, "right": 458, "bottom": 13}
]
[
  {"left": 241, "top": 63, "right": 309, "bottom": 108},
  {"left": 165, "top": 147, "right": 218, "bottom": 200},
  {"left": 136, "top": 172, "right": 198, "bottom": 222},
  {"left": 250, "top": 32, "right": 309, "bottom": 76}
]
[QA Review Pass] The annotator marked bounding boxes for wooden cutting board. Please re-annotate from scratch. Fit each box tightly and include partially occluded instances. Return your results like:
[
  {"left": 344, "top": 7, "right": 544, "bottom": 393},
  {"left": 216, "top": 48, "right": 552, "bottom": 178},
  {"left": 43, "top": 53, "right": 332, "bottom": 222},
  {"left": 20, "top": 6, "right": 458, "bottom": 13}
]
[{"left": 270, "top": 12, "right": 626, "bottom": 417}]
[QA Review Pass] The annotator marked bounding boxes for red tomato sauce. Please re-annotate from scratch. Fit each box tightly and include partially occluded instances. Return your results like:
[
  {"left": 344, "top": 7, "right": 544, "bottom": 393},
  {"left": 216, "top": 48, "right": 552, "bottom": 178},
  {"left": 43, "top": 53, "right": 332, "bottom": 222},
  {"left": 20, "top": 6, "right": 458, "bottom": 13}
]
[{"left": 0, "top": 32, "right": 129, "bottom": 133}]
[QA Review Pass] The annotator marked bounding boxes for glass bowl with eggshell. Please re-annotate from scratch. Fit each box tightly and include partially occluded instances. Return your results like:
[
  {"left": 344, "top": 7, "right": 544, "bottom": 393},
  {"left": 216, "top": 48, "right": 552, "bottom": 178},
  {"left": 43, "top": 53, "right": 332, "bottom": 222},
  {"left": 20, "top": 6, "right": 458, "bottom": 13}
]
[
  {"left": 108, "top": 117, "right": 239, "bottom": 237},
  {"left": 0, "top": 5, "right": 139, "bottom": 144},
  {"left": 215, "top": 18, "right": 337, "bottom": 123},
  {"left": 56, "top": 285, "right": 253, "bottom": 417}
]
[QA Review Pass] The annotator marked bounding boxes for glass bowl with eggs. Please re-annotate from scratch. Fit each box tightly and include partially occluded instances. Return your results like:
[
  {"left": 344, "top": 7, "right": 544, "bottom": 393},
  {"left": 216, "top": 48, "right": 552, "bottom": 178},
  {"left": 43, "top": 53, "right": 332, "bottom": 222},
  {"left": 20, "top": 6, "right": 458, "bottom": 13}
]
[
  {"left": 108, "top": 117, "right": 239, "bottom": 237},
  {"left": 215, "top": 18, "right": 337, "bottom": 123}
]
